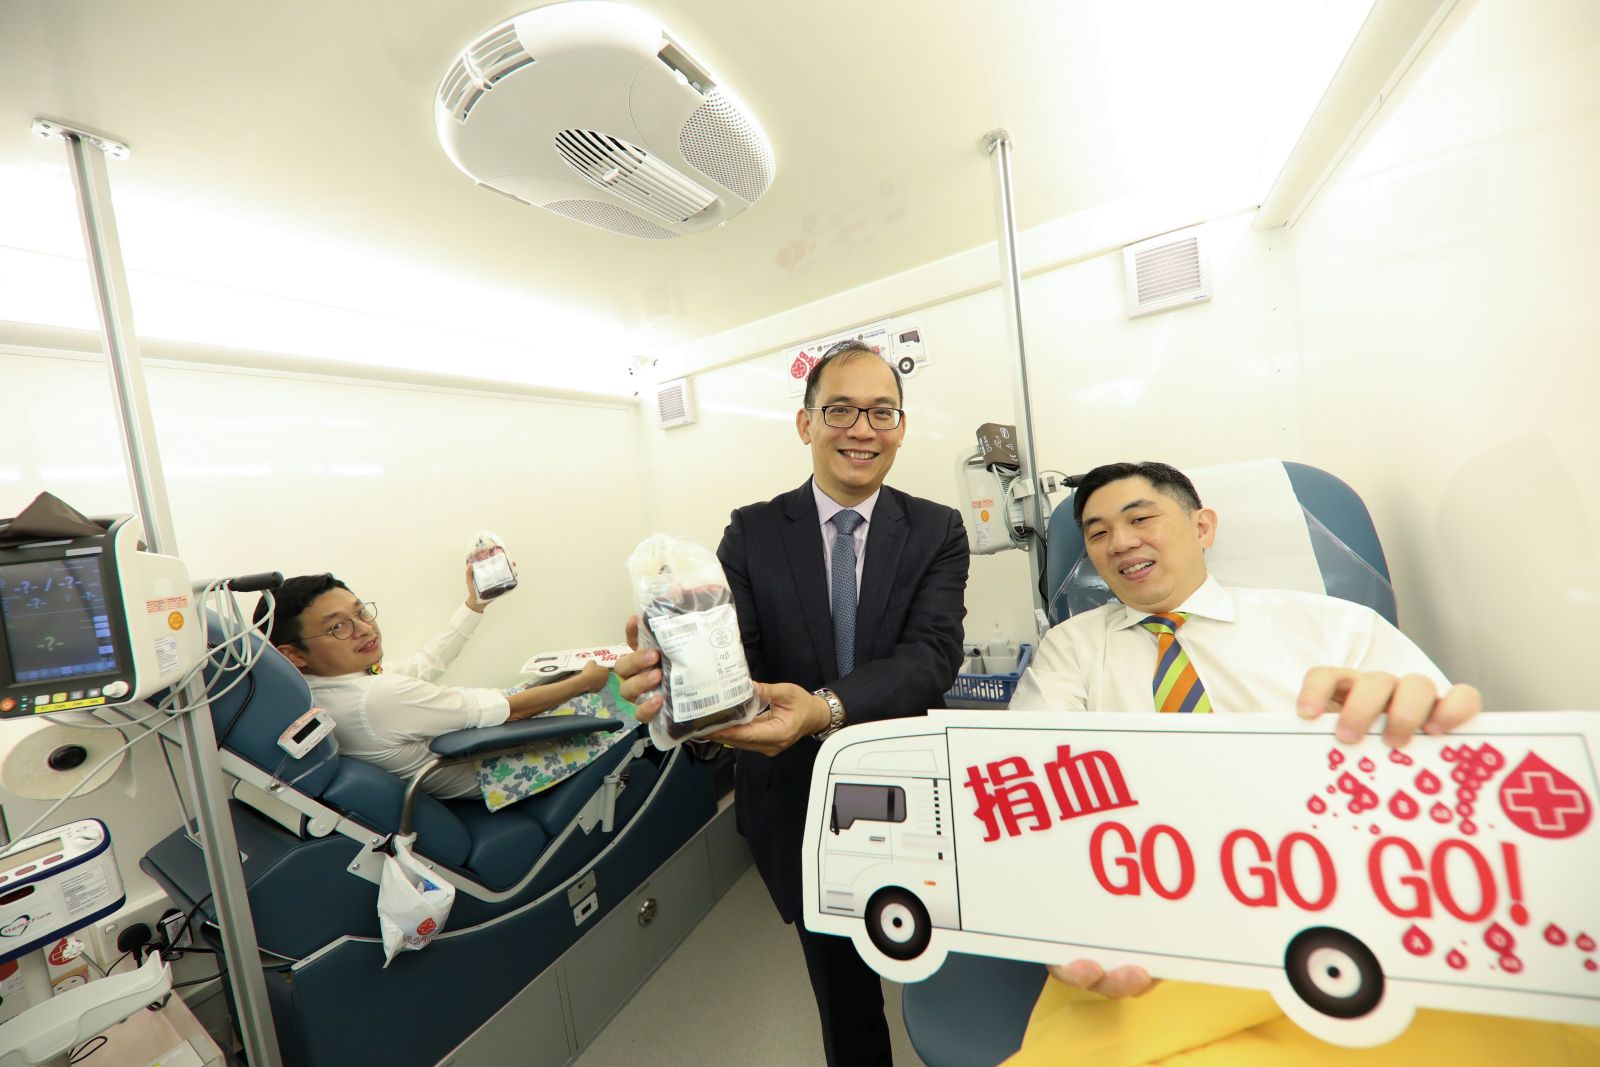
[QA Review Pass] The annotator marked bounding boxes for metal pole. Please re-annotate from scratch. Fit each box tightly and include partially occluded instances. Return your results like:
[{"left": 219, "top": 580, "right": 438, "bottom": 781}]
[
  {"left": 38, "top": 118, "right": 285, "bottom": 1067},
  {"left": 983, "top": 129, "right": 1050, "bottom": 622}
]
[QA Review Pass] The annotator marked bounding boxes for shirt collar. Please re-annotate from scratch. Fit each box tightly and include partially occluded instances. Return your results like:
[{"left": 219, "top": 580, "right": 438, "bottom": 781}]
[
  {"left": 1112, "top": 573, "right": 1236, "bottom": 630},
  {"left": 812, "top": 478, "right": 880, "bottom": 528}
]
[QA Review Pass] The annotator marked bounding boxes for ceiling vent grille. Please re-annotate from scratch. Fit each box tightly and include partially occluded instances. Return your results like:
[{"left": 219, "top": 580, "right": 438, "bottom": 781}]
[
  {"left": 541, "top": 199, "right": 679, "bottom": 240},
  {"left": 1123, "top": 229, "right": 1212, "bottom": 318},
  {"left": 439, "top": 20, "right": 535, "bottom": 124},
  {"left": 656, "top": 378, "right": 696, "bottom": 428},
  {"left": 554, "top": 130, "right": 717, "bottom": 223},
  {"left": 679, "top": 87, "right": 775, "bottom": 204}
]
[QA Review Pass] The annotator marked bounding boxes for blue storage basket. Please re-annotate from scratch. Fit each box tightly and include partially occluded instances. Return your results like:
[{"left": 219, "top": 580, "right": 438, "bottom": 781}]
[{"left": 945, "top": 643, "right": 1033, "bottom": 705}]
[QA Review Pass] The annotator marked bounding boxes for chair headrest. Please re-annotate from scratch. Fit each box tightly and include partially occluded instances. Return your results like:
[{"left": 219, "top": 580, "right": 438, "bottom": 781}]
[
  {"left": 1045, "top": 459, "right": 1395, "bottom": 625},
  {"left": 198, "top": 614, "right": 341, "bottom": 796}
]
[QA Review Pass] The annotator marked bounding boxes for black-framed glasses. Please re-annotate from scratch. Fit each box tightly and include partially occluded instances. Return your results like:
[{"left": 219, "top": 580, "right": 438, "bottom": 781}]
[
  {"left": 808, "top": 405, "right": 904, "bottom": 430},
  {"left": 303, "top": 601, "right": 378, "bottom": 641}
]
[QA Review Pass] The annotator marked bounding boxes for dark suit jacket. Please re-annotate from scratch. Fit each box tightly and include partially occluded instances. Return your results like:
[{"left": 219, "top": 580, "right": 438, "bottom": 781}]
[{"left": 718, "top": 478, "right": 969, "bottom": 922}]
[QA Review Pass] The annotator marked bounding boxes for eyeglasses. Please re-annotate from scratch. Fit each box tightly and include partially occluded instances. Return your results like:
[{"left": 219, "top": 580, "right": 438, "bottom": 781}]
[
  {"left": 808, "top": 405, "right": 904, "bottom": 430},
  {"left": 302, "top": 601, "right": 378, "bottom": 641}
]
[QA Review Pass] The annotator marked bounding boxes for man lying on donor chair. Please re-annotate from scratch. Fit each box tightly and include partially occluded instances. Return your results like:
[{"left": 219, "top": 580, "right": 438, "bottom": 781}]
[{"left": 255, "top": 567, "right": 636, "bottom": 811}]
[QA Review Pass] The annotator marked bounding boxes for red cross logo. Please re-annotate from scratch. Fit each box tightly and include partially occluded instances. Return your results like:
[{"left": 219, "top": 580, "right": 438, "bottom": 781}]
[{"left": 1498, "top": 753, "right": 1593, "bottom": 839}]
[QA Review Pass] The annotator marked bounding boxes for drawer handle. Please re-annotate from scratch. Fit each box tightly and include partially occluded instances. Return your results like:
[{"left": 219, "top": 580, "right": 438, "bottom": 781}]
[
  {"left": 638, "top": 897, "right": 658, "bottom": 927},
  {"left": 868, "top": 836, "right": 886, "bottom": 843}
]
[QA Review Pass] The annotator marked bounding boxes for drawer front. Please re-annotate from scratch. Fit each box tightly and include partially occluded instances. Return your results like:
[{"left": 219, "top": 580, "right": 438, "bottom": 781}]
[
  {"left": 442, "top": 965, "right": 571, "bottom": 1067},
  {"left": 565, "top": 836, "right": 714, "bottom": 1047}
]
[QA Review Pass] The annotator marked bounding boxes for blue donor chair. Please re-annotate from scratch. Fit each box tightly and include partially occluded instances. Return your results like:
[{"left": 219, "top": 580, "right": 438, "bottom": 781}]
[
  {"left": 140, "top": 622, "right": 718, "bottom": 1067},
  {"left": 900, "top": 459, "right": 1397, "bottom": 1067}
]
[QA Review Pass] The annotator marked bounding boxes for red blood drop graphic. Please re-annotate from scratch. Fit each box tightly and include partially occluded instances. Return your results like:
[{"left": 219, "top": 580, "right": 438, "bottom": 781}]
[
  {"left": 1545, "top": 924, "right": 1568, "bottom": 946},
  {"left": 1389, "top": 749, "right": 1415, "bottom": 766},
  {"left": 1337, "top": 772, "right": 1360, "bottom": 794},
  {"left": 1498, "top": 753, "right": 1594, "bottom": 839},
  {"left": 1369, "top": 824, "right": 1381, "bottom": 834},
  {"left": 1484, "top": 922, "right": 1515, "bottom": 953},
  {"left": 1586, "top": 960, "right": 1598, "bottom": 972},
  {"left": 1326, "top": 785, "right": 1336, "bottom": 794},
  {"left": 1389, "top": 790, "right": 1419, "bottom": 820},
  {"left": 1402, "top": 925, "right": 1433, "bottom": 956},
  {"left": 1480, "top": 745, "right": 1505, "bottom": 770},
  {"left": 1307, "top": 796, "right": 1327, "bottom": 814},
  {"left": 1452, "top": 766, "right": 1470, "bottom": 784},
  {"left": 1328, "top": 748, "right": 1345, "bottom": 768},
  {"left": 1430, "top": 802, "right": 1453, "bottom": 824},
  {"left": 417, "top": 917, "right": 437, "bottom": 936},
  {"left": 1460, "top": 819, "right": 1478, "bottom": 835},
  {"left": 1461, "top": 786, "right": 1479, "bottom": 802},
  {"left": 1446, "top": 949, "right": 1468, "bottom": 970},
  {"left": 1578, "top": 934, "right": 1597, "bottom": 952},
  {"left": 1499, "top": 953, "right": 1524, "bottom": 974},
  {"left": 1457, "top": 802, "right": 1475, "bottom": 817},
  {"left": 1358, "top": 757, "right": 1376, "bottom": 773},
  {"left": 1416, "top": 770, "right": 1442, "bottom": 795},
  {"left": 1442, "top": 746, "right": 1459, "bottom": 762},
  {"left": 790, "top": 355, "right": 810, "bottom": 379},
  {"left": 1511, "top": 903, "right": 1529, "bottom": 926}
]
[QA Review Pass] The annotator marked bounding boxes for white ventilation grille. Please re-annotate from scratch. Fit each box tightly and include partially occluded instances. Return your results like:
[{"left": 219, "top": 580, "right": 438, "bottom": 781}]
[
  {"left": 554, "top": 130, "right": 717, "bottom": 223},
  {"left": 679, "top": 88, "right": 775, "bottom": 204},
  {"left": 439, "top": 20, "right": 536, "bottom": 124},
  {"left": 1123, "top": 229, "right": 1212, "bottom": 318},
  {"left": 542, "top": 199, "right": 680, "bottom": 240},
  {"left": 656, "top": 378, "right": 696, "bottom": 428}
]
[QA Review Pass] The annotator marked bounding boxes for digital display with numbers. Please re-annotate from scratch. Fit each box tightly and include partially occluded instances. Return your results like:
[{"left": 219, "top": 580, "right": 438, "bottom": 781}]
[{"left": 0, "top": 556, "right": 120, "bottom": 683}]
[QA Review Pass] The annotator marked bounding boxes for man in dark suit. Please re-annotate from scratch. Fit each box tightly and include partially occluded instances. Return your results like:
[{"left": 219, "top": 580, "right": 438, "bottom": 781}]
[{"left": 619, "top": 342, "right": 969, "bottom": 1065}]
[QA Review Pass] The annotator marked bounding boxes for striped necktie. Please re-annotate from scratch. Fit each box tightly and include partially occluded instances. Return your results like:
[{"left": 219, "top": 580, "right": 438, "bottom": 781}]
[
  {"left": 1140, "top": 612, "right": 1213, "bottom": 714},
  {"left": 830, "top": 509, "right": 864, "bottom": 676}
]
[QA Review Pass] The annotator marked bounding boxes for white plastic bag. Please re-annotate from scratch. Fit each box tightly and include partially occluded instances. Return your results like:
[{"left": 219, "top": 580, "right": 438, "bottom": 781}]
[
  {"left": 627, "top": 534, "right": 764, "bottom": 750},
  {"left": 377, "top": 835, "right": 455, "bottom": 966}
]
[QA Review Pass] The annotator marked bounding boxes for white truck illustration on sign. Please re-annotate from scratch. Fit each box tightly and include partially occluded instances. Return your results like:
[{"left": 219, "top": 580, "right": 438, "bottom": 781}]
[{"left": 800, "top": 710, "right": 1600, "bottom": 1046}]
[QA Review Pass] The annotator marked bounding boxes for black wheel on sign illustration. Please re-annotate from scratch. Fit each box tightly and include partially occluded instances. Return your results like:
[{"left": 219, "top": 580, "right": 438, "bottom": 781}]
[
  {"left": 1284, "top": 927, "right": 1385, "bottom": 1020},
  {"left": 865, "top": 887, "right": 932, "bottom": 961},
  {"left": 897, "top": 356, "right": 917, "bottom": 375}
]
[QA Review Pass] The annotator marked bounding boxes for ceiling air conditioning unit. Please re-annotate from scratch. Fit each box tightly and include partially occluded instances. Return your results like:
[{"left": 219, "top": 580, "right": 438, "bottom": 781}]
[{"left": 436, "top": 2, "right": 775, "bottom": 240}]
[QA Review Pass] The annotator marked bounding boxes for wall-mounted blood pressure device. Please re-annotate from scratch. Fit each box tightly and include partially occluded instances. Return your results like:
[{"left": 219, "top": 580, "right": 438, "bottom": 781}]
[
  {"left": 0, "top": 514, "right": 204, "bottom": 719},
  {"left": 0, "top": 819, "right": 125, "bottom": 965}
]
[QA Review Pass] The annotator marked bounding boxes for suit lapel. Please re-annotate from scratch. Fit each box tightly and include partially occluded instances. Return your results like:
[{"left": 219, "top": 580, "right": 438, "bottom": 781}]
[
  {"left": 855, "top": 487, "right": 907, "bottom": 661},
  {"left": 780, "top": 480, "right": 838, "bottom": 677}
]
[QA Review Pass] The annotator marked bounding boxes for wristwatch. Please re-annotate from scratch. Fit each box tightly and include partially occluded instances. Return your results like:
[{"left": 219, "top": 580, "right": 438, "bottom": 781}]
[{"left": 813, "top": 688, "right": 847, "bottom": 742}]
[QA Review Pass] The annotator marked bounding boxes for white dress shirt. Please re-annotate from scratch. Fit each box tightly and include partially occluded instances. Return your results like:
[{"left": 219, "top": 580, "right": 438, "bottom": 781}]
[
  {"left": 1010, "top": 575, "right": 1448, "bottom": 714},
  {"left": 813, "top": 479, "right": 880, "bottom": 598},
  {"left": 307, "top": 605, "right": 510, "bottom": 798}
]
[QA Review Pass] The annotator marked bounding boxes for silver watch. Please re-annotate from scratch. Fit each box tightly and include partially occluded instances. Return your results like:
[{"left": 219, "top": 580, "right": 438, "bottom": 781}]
[{"left": 813, "top": 687, "right": 847, "bottom": 742}]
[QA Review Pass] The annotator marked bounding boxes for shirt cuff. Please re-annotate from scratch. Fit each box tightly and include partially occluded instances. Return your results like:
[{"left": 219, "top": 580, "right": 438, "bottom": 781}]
[
  {"left": 472, "top": 689, "right": 511, "bottom": 727},
  {"left": 450, "top": 604, "right": 484, "bottom": 636}
]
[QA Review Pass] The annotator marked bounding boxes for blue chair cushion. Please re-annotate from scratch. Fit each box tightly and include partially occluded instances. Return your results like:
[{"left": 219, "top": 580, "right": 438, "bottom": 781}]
[{"left": 320, "top": 757, "right": 471, "bottom": 867}]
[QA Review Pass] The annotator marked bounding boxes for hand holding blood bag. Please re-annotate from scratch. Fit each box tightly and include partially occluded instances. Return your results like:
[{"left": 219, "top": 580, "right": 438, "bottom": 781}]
[
  {"left": 626, "top": 534, "right": 763, "bottom": 750},
  {"left": 468, "top": 530, "right": 518, "bottom": 601}
]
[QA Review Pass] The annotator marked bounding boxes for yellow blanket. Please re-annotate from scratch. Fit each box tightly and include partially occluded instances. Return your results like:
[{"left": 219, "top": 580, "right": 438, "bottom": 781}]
[{"left": 1003, "top": 980, "right": 1600, "bottom": 1066}]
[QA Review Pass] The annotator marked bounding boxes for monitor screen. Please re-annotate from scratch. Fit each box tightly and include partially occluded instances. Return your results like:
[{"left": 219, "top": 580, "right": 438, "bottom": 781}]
[{"left": 0, "top": 555, "right": 119, "bottom": 683}]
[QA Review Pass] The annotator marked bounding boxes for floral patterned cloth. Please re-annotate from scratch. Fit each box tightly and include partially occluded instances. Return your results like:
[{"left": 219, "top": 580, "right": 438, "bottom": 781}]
[{"left": 476, "top": 673, "right": 638, "bottom": 812}]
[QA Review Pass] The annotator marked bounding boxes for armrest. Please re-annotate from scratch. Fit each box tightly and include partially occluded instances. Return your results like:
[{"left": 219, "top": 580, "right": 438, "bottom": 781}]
[{"left": 428, "top": 716, "right": 624, "bottom": 762}]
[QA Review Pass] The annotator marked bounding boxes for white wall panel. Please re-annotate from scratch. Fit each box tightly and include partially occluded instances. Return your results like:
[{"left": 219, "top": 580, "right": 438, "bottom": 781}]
[
  {"left": 0, "top": 350, "right": 648, "bottom": 687},
  {"left": 1287, "top": 0, "right": 1600, "bottom": 707}
]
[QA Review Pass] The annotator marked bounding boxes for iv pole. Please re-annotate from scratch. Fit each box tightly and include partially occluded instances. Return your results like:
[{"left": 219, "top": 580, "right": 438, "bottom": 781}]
[
  {"left": 984, "top": 129, "right": 1051, "bottom": 624},
  {"left": 31, "top": 117, "right": 285, "bottom": 1067}
]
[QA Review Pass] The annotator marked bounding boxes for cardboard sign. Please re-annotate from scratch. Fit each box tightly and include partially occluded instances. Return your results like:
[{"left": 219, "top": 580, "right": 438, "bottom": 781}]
[
  {"left": 518, "top": 644, "right": 631, "bottom": 678},
  {"left": 801, "top": 710, "right": 1600, "bottom": 1047}
]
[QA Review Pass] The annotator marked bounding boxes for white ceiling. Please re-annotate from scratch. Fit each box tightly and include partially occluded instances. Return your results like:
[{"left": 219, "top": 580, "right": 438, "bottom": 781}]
[{"left": 0, "top": 0, "right": 1368, "bottom": 388}]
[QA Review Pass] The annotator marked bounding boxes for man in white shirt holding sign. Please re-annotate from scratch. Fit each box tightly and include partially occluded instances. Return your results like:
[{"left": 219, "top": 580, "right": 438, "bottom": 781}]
[{"left": 1010, "top": 461, "right": 1482, "bottom": 1004}]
